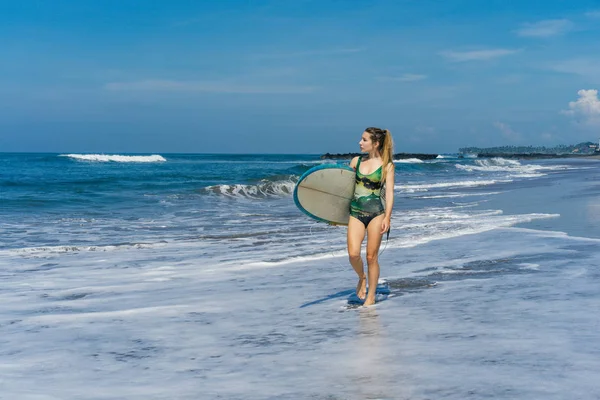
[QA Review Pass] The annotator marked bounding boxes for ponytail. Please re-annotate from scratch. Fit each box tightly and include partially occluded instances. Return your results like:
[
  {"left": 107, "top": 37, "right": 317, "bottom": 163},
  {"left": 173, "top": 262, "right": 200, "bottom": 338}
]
[
  {"left": 380, "top": 129, "right": 394, "bottom": 183},
  {"left": 365, "top": 127, "right": 394, "bottom": 183}
]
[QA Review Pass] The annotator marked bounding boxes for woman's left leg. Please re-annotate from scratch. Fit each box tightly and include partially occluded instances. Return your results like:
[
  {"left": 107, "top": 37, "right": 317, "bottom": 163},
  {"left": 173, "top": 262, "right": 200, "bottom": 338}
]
[
  {"left": 347, "top": 216, "right": 367, "bottom": 299},
  {"left": 364, "top": 214, "right": 385, "bottom": 306}
]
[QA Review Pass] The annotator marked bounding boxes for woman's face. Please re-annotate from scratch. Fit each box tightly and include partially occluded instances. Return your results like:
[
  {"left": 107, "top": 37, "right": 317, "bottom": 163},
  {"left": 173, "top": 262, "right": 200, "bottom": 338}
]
[{"left": 359, "top": 131, "right": 377, "bottom": 153}]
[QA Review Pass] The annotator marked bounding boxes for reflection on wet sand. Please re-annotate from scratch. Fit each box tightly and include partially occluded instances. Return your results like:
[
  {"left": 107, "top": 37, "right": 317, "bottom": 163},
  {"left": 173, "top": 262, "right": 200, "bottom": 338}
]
[
  {"left": 337, "top": 308, "right": 410, "bottom": 400},
  {"left": 355, "top": 308, "right": 388, "bottom": 399}
]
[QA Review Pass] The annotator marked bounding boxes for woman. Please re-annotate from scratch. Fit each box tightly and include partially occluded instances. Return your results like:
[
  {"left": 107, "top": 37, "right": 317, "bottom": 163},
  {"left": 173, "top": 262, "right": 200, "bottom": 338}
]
[{"left": 348, "top": 127, "right": 395, "bottom": 306}]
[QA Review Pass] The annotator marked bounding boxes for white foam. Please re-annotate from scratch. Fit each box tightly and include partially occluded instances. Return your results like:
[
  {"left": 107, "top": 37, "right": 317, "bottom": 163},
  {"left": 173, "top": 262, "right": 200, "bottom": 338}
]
[
  {"left": 416, "top": 191, "right": 502, "bottom": 199},
  {"left": 438, "top": 268, "right": 501, "bottom": 274},
  {"left": 2, "top": 217, "right": 600, "bottom": 399},
  {"left": 60, "top": 154, "right": 167, "bottom": 163},
  {"left": 202, "top": 178, "right": 297, "bottom": 198},
  {"left": 396, "top": 179, "right": 509, "bottom": 192},
  {"left": 237, "top": 211, "right": 559, "bottom": 268},
  {"left": 28, "top": 305, "right": 196, "bottom": 323},
  {"left": 394, "top": 158, "right": 424, "bottom": 163},
  {"left": 6, "top": 242, "right": 166, "bottom": 258},
  {"left": 519, "top": 263, "right": 540, "bottom": 270},
  {"left": 455, "top": 157, "right": 568, "bottom": 177}
]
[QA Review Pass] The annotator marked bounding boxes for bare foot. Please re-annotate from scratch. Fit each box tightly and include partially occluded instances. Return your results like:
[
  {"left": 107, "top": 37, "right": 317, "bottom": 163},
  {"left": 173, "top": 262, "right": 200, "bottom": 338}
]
[
  {"left": 362, "top": 295, "right": 376, "bottom": 306},
  {"left": 356, "top": 275, "right": 367, "bottom": 300}
]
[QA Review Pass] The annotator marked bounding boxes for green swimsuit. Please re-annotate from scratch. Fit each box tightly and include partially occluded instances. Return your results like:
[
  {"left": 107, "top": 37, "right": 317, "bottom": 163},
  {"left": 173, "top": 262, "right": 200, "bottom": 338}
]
[{"left": 349, "top": 157, "right": 385, "bottom": 227}]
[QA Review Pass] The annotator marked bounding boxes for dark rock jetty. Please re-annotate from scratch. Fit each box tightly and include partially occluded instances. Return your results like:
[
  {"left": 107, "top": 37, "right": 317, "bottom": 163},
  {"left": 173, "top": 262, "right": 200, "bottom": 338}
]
[{"left": 321, "top": 152, "right": 439, "bottom": 160}]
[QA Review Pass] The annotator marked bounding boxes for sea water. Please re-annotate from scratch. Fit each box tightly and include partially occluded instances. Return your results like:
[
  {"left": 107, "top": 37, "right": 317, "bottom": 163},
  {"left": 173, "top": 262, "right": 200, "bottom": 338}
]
[{"left": 1, "top": 153, "right": 599, "bottom": 399}]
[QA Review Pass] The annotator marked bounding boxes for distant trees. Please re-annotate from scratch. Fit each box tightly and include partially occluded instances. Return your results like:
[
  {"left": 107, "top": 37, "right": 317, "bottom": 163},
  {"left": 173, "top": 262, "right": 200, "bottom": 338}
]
[{"left": 459, "top": 142, "right": 597, "bottom": 155}]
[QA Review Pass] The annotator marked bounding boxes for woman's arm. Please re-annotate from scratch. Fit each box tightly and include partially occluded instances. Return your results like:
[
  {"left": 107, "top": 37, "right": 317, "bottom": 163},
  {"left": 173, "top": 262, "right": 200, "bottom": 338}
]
[
  {"left": 381, "top": 163, "right": 395, "bottom": 233},
  {"left": 349, "top": 156, "right": 359, "bottom": 170}
]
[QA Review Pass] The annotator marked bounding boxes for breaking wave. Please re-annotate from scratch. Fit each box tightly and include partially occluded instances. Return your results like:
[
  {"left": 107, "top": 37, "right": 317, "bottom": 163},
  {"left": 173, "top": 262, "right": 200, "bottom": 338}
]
[
  {"left": 201, "top": 176, "right": 298, "bottom": 199},
  {"left": 455, "top": 157, "right": 567, "bottom": 177},
  {"left": 60, "top": 154, "right": 167, "bottom": 163},
  {"left": 394, "top": 158, "right": 424, "bottom": 163}
]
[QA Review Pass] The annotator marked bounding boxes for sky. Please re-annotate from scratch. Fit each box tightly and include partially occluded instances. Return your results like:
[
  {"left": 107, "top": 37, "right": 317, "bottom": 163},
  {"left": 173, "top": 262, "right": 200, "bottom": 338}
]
[{"left": 1, "top": 0, "right": 600, "bottom": 154}]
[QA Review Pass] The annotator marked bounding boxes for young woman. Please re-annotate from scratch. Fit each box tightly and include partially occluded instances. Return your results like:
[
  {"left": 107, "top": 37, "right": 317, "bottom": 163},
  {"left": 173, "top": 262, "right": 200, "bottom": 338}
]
[{"left": 348, "top": 127, "right": 395, "bottom": 306}]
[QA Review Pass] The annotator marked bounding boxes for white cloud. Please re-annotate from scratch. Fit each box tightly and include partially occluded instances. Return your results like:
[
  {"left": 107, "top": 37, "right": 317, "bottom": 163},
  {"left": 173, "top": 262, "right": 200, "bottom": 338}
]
[
  {"left": 585, "top": 10, "right": 600, "bottom": 18},
  {"left": 377, "top": 74, "right": 427, "bottom": 82},
  {"left": 440, "top": 49, "right": 519, "bottom": 62},
  {"left": 548, "top": 58, "right": 600, "bottom": 81},
  {"left": 516, "top": 19, "right": 573, "bottom": 38},
  {"left": 252, "top": 48, "right": 365, "bottom": 60},
  {"left": 493, "top": 121, "right": 523, "bottom": 141},
  {"left": 562, "top": 89, "right": 600, "bottom": 125},
  {"left": 105, "top": 80, "right": 317, "bottom": 94}
]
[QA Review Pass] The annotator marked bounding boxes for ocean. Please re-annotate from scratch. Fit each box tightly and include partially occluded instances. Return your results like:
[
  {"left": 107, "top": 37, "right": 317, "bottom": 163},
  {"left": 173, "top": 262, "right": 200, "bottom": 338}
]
[{"left": 1, "top": 152, "right": 599, "bottom": 399}]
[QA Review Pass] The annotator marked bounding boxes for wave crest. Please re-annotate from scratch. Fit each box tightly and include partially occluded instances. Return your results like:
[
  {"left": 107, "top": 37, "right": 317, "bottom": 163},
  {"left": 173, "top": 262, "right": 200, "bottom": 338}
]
[
  {"left": 394, "top": 158, "right": 424, "bottom": 164},
  {"left": 201, "top": 177, "right": 297, "bottom": 199},
  {"left": 60, "top": 154, "right": 167, "bottom": 163},
  {"left": 455, "top": 157, "right": 566, "bottom": 177}
]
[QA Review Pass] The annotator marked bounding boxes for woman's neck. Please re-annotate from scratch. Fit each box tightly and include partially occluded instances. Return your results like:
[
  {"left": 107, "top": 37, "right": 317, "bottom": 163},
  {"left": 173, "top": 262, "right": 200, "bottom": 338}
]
[{"left": 366, "top": 150, "right": 381, "bottom": 160}]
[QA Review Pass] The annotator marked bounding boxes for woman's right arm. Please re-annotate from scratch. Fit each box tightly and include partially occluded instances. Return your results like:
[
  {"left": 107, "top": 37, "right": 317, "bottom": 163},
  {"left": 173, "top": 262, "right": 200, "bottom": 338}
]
[{"left": 349, "top": 156, "right": 359, "bottom": 170}]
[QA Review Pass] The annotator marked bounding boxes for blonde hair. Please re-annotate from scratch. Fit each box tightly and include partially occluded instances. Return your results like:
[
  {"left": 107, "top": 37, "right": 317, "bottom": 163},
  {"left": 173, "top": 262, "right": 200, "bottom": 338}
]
[{"left": 365, "top": 127, "right": 394, "bottom": 182}]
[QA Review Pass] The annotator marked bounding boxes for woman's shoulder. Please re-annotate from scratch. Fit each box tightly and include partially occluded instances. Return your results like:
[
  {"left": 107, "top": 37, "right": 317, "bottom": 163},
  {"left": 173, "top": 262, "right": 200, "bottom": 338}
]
[
  {"left": 349, "top": 156, "right": 360, "bottom": 169},
  {"left": 384, "top": 161, "right": 395, "bottom": 174}
]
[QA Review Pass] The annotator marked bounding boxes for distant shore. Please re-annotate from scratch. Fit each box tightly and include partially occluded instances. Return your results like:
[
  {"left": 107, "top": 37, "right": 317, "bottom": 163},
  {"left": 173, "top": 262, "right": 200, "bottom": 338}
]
[{"left": 321, "top": 152, "right": 600, "bottom": 160}]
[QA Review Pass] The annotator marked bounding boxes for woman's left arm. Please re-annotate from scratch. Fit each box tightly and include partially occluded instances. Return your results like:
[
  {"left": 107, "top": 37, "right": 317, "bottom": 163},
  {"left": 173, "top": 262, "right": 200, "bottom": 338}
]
[{"left": 381, "top": 163, "right": 395, "bottom": 234}]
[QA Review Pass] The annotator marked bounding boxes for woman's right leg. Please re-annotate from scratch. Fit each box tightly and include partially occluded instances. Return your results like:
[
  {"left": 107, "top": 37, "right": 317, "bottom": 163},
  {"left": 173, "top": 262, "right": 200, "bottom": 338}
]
[{"left": 347, "top": 216, "right": 367, "bottom": 299}]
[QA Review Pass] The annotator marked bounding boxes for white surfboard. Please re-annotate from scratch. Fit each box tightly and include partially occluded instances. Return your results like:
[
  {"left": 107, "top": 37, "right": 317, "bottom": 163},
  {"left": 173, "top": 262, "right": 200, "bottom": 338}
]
[{"left": 293, "top": 164, "right": 356, "bottom": 225}]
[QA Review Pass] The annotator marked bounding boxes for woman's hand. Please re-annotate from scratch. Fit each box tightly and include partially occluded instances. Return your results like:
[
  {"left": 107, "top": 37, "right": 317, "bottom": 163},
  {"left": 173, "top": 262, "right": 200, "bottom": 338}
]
[{"left": 381, "top": 217, "right": 391, "bottom": 234}]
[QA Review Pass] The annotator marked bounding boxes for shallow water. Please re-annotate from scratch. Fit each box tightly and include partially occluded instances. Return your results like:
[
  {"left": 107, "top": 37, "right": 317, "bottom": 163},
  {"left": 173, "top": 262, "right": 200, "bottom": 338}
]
[{"left": 1, "top": 153, "right": 599, "bottom": 399}]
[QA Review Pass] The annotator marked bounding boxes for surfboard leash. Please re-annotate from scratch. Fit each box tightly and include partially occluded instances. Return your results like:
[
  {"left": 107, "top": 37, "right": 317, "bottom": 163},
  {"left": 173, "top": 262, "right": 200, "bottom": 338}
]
[{"left": 379, "top": 228, "right": 390, "bottom": 256}]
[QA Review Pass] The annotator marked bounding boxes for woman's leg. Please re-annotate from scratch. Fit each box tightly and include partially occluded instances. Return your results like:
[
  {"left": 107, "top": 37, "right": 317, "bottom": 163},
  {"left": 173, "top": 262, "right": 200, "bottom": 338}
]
[
  {"left": 364, "top": 214, "right": 385, "bottom": 306},
  {"left": 347, "top": 216, "right": 367, "bottom": 299}
]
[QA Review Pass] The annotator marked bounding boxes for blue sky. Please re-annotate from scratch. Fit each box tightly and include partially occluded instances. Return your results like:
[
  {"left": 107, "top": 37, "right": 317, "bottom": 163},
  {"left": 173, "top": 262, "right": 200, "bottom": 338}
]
[{"left": 1, "top": 0, "right": 600, "bottom": 154}]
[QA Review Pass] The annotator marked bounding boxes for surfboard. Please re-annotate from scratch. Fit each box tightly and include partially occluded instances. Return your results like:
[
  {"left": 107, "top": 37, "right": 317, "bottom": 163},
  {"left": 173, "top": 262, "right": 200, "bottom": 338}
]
[{"left": 293, "top": 164, "right": 356, "bottom": 225}]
